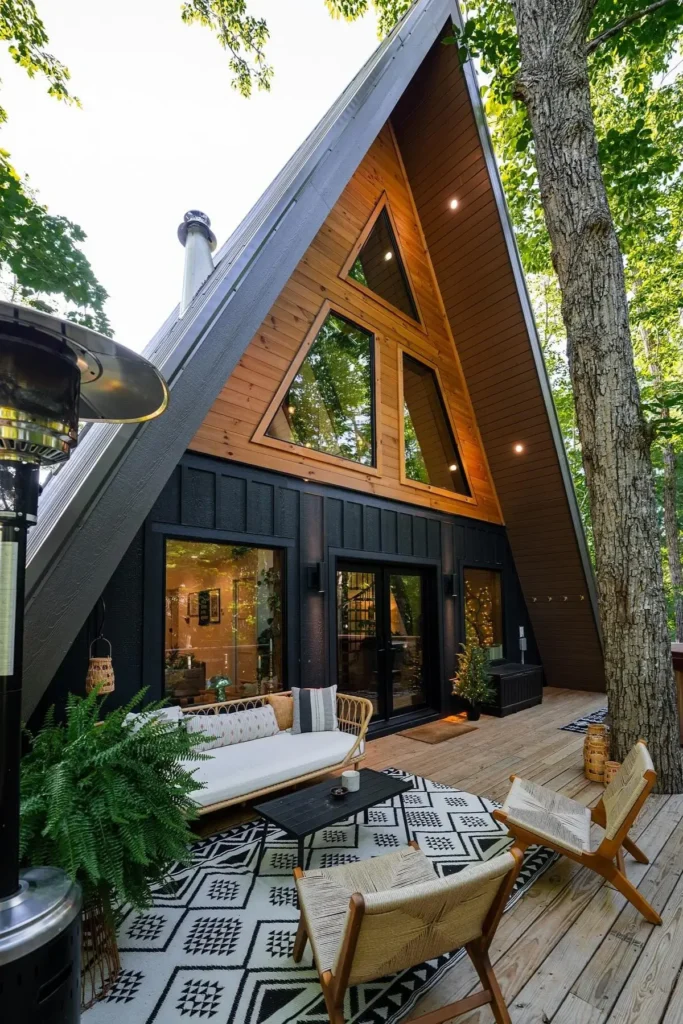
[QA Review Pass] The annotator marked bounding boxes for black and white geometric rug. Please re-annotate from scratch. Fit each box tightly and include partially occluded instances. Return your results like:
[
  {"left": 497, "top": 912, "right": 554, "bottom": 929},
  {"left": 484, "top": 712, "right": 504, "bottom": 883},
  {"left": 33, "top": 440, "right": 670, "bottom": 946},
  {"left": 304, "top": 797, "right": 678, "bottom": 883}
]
[
  {"left": 560, "top": 707, "right": 609, "bottom": 734},
  {"left": 86, "top": 768, "right": 557, "bottom": 1024}
]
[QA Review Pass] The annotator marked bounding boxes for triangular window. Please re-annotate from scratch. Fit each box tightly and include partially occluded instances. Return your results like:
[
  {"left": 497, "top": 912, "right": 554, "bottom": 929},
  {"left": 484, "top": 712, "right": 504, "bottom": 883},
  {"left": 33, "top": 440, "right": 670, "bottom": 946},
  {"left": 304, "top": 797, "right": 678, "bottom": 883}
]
[
  {"left": 266, "top": 311, "right": 375, "bottom": 466},
  {"left": 348, "top": 206, "right": 419, "bottom": 322},
  {"left": 402, "top": 352, "right": 471, "bottom": 496}
]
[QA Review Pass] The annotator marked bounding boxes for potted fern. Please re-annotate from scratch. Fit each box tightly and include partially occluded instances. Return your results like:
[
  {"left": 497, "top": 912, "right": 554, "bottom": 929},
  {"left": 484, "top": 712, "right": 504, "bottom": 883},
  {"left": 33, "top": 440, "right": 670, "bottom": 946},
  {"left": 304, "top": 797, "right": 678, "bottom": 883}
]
[
  {"left": 452, "top": 641, "right": 495, "bottom": 720},
  {"left": 20, "top": 688, "right": 206, "bottom": 1007}
]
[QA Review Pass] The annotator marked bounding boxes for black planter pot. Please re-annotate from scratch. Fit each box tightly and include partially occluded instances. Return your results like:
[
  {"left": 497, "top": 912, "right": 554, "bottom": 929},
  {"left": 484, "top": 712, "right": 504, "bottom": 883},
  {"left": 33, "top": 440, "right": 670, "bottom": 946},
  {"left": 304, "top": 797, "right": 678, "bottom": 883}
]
[{"left": 466, "top": 704, "right": 481, "bottom": 722}]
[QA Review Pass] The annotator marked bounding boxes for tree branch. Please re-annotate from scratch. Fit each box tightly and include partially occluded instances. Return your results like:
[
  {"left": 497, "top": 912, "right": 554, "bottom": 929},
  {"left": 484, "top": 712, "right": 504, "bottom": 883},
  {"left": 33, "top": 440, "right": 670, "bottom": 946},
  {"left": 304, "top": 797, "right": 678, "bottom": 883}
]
[{"left": 586, "top": 0, "right": 681, "bottom": 54}]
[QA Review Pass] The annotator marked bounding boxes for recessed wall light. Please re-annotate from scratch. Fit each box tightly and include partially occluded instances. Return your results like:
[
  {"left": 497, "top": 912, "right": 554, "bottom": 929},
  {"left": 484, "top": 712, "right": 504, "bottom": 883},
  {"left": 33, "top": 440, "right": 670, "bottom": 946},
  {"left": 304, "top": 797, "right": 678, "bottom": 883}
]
[
  {"left": 449, "top": 463, "right": 458, "bottom": 472},
  {"left": 384, "top": 251, "right": 393, "bottom": 261},
  {"left": 513, "top": 443, "right": 525, "bottom": 454},
  {"left": 449, "top": 198, "right": 459, "bottom": 210}
]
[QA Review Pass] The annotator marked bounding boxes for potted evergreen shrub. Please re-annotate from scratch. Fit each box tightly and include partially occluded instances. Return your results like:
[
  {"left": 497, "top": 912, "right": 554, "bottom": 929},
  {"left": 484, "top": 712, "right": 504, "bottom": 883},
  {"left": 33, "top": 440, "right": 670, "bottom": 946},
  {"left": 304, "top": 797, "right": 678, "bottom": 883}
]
[
  {"left": 452, "top": 641, "right": 495, "bottom": 721},
  {"left": 20, "top": 688, "right": 206, "bottom": 1007}
]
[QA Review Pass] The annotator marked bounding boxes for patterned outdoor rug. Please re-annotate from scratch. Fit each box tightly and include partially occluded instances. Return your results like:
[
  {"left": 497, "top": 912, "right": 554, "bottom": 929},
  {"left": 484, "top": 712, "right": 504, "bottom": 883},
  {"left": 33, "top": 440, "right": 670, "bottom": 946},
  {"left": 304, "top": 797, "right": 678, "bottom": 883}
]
[
  {"left": 560, "top": 707, "right": 609, "bottom": 734},
  {"left": 86, "top": 768, "right": 557, "bottom": 1024}
]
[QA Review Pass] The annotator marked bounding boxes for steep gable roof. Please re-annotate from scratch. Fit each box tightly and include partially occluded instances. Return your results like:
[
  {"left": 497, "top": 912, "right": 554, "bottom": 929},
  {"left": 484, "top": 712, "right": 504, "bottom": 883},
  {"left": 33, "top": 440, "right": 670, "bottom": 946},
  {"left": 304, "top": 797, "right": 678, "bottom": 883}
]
[{"left": 23, "top": 0, "right": 601, "bottom": 715}]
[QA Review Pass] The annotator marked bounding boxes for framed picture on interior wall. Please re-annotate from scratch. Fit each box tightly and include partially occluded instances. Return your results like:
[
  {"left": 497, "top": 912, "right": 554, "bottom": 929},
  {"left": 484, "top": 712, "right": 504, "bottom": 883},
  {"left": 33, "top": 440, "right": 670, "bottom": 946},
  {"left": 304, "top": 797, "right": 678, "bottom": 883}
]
[
  {"left": 188, "top": 593, "right": 199, "bottom": 617},
  {"left": 209, "top": 588, "right": 221, "bottom": 624}
]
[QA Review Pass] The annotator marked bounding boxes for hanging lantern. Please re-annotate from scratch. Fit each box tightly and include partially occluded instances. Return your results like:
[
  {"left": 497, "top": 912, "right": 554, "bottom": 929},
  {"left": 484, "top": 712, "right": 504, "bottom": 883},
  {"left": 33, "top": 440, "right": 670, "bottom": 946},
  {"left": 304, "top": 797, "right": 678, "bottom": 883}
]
[{"left": 85, "top": 637, "right": 115, "bottom": 695}]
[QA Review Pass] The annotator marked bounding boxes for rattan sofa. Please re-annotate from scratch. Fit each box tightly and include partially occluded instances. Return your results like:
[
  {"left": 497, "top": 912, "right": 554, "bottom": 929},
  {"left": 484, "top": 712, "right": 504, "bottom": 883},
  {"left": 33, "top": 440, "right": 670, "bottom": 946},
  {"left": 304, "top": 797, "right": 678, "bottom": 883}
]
[{"left": 180, "top": 691, "right": 373, "bottom": 815}]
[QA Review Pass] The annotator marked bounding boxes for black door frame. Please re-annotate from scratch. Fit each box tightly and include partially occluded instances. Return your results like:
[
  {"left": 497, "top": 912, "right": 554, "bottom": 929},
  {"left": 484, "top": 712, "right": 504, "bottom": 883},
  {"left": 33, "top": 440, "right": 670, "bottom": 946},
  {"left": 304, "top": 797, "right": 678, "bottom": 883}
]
[{"left": 329, "top": 550, "right": 443, "bottom": 725}]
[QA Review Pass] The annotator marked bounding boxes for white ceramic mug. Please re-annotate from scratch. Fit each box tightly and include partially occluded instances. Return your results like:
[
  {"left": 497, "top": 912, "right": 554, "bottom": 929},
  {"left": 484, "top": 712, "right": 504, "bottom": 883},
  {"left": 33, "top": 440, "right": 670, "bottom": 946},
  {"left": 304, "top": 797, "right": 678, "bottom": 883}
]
[{"left": 341, "top": 769, "right": 360, "bottom": 792}]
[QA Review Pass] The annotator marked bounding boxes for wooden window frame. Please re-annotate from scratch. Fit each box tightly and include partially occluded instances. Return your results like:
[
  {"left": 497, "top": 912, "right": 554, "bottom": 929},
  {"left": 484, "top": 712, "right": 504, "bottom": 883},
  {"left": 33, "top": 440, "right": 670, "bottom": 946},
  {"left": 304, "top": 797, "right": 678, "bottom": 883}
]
[
  {"left": 339, "top": 192, "right": 426, "bottom": 333},
  {"left": 397, "top": 345, "right": 477, "bottom": 507},
  {"left": 252, "top": 300, "right": 383, "bottom": 477}
]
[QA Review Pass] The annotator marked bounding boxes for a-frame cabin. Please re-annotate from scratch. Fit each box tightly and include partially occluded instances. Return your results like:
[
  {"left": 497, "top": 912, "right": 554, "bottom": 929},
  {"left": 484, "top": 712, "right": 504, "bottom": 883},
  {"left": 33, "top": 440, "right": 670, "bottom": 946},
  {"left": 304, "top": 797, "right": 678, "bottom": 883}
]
[{"left": 24, "top": 0, "right": 604, "bottom": 732}]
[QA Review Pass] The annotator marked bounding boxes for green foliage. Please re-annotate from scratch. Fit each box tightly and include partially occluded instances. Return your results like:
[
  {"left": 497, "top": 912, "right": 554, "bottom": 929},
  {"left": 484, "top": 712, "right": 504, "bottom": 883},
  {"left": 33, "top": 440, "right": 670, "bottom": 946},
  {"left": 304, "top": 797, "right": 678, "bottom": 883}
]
[
  {"left": 0, "top": 3, "right": 110, "bottom": 329},
  {"left": 0, "top": 151, "right": 111, "bottom": 333},
  {"left": 0, "top": 0, "right": 76, "bottom": 123},
  {"left": 20, "top": 688, "right": 206, "bottom": 910},
  {"left": 181, "top": 0, "right": 272, "bottom": 96},
  {"left": 452, "top": 642, "right": 495, "bottom": 706}
]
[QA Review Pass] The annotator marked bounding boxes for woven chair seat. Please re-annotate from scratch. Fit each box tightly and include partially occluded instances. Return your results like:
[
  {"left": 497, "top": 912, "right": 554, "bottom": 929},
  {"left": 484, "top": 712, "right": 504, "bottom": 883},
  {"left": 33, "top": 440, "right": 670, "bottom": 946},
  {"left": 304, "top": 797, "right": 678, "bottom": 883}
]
[
  {"left": 296, "top": 847, "right": 437, "bottom": 972},
  {"left": 502, "top": 777, "right": 593, "bottom": 855}
]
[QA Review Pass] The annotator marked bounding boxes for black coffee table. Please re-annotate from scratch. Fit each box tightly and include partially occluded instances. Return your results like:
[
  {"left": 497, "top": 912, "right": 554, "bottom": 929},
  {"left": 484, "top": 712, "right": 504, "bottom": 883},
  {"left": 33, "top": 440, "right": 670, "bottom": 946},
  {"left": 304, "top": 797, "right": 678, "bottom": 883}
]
[{"left": 253, "top": 768, "right": 414, "bottom": 871}]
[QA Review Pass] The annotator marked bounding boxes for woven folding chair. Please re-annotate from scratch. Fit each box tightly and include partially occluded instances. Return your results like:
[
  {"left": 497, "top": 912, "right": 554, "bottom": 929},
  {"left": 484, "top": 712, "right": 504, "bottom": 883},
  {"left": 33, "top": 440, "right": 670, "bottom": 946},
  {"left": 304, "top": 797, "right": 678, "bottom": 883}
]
[
  {"left": 293, "top": 841, "right": 524, "bottom": 1024},
  {"left": 493, "top": 740, "right": 660, "bottom": 925}
]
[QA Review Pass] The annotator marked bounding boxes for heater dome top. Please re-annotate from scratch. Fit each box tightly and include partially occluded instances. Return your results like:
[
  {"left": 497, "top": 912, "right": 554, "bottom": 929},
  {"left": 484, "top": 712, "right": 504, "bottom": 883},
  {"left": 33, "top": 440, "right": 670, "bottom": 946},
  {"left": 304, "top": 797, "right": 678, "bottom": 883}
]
[{"left": 0, "top": 301, "right": 168, "bottom": 424}]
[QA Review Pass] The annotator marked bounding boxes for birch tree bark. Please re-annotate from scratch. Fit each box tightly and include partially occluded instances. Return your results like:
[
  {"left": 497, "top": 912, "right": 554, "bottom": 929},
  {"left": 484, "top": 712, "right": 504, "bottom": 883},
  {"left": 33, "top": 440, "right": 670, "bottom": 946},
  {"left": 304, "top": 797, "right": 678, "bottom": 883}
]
[{"left": 508, "top": 0, "right": 682, "bottom": 791}]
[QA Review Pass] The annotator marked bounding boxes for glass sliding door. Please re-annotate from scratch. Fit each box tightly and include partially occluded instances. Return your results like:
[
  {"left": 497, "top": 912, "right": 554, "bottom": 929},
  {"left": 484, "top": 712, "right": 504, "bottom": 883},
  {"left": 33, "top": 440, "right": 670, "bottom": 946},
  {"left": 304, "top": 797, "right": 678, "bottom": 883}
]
[
  {"left": 389, "top": 573, "right": 426, "bottom": 713},
  {"left": 336, "top": 563, "right": 431, "bottom": 722},
  {"left": 336, "top": 569, "right": 381, "bottom": 715}
]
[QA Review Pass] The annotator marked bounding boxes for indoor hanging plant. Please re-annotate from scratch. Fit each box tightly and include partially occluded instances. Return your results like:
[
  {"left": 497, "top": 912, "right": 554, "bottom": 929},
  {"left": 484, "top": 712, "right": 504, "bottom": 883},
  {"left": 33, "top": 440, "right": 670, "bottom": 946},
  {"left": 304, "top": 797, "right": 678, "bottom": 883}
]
[
  {"left": 19, "top": 687, "right": 206, "bottom": 1007},
  {"left": 452, "top": 641, "right": 495, "bottom": 721}
]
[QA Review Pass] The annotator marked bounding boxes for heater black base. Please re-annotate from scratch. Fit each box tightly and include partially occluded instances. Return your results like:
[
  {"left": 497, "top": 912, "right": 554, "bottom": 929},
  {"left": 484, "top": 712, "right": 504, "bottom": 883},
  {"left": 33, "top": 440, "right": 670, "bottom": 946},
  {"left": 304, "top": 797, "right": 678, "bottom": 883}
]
[{"left": 0, "top": 867, "right": 82, "bottom": 1024}]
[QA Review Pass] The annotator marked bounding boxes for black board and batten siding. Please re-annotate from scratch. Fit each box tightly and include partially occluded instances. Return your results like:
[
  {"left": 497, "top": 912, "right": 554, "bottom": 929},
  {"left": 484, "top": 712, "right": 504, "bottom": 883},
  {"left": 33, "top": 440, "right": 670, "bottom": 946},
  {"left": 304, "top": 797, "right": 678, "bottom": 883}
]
[{"left": 33, "top": 453, "right": 539, "bottom": 730}]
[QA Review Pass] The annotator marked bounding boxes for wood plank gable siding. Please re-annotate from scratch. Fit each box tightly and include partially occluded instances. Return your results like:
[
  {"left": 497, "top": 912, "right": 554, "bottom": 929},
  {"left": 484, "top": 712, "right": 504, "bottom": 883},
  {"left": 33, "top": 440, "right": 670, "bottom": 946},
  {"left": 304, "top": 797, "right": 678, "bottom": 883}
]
[
  {"left": 392, "top": 38, "right": 605, "bottom": 692},
  {"left": 190, "top": 124, "right": 502, "bottom": 524}
]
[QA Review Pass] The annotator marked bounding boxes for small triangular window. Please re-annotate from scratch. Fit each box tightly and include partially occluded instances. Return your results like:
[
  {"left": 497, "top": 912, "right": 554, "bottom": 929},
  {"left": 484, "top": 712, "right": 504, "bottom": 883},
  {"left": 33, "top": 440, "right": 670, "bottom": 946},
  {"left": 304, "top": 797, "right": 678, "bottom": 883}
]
[
  {"left": 348, "top": 207, "right": 419, "bottom": 322},
  {"left": 402, "top": 352, "right": 471, "bottom": 496},
  {"left": 266, "top": 311, "right": 375, "bottom": 466}
]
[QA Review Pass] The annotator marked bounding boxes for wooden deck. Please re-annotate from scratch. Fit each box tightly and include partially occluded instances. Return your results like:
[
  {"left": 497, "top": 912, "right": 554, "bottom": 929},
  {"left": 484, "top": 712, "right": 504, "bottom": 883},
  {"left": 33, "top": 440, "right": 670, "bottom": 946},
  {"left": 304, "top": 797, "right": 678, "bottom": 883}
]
[
  {"left": 361, "top": 687, "right": 683, "bottom": 1024},
  {"left": 198, "top": 686, "right": 683, "bottom": 1023}
]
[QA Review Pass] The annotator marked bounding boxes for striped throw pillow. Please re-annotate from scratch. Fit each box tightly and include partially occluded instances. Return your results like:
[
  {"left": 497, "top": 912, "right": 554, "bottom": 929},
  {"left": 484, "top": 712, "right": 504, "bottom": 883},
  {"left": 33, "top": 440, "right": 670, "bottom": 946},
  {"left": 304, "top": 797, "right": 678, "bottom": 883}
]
[{"left": 291, "top": 685, "right": 338, "bottom": 733}]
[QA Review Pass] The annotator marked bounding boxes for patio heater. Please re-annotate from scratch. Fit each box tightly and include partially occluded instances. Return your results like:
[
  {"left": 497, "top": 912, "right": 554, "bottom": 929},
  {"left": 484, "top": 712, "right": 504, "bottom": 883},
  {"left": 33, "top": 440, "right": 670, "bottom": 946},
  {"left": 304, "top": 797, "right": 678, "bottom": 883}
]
[{"left": 0, "top": 301, "right": 168, "bottom": 1023}]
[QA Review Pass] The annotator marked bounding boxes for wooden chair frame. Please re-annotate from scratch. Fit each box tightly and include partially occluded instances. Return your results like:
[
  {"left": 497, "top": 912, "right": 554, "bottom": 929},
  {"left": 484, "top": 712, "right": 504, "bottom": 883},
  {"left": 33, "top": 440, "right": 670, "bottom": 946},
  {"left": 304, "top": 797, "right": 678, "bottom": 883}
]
[
  {"left": 492, "top": 742, "right": 660, "bottom": 926},
  {"left": 292, "top": 841, "right": 524, "bottom": 1024}
]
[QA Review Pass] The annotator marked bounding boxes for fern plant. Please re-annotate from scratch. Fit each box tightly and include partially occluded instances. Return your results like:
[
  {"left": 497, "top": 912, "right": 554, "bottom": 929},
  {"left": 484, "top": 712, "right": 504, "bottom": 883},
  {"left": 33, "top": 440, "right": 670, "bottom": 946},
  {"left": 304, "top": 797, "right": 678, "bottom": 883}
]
[
  {"left": 452, "top": 642, "right": 495, "bottom": 707},
  {"left": 20, "top": 688, "right": 206, "bottom": 911}
]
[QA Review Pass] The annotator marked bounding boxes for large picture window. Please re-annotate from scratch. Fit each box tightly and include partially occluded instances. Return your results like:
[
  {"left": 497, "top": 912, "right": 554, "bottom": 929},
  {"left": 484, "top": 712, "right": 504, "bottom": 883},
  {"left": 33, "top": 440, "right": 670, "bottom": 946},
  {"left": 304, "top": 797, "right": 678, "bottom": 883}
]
[
  {"left": 266, "top": 311, "right": 375, "bottom": 466},
  {"left": 402, "top": 352, "right": 471, "bottom": 497},
  {"left": 164, "top": 540, "right": 283, "bottom": 704},
  {"left": 464, "top": 567, "right": 503, "bottom": 661}
]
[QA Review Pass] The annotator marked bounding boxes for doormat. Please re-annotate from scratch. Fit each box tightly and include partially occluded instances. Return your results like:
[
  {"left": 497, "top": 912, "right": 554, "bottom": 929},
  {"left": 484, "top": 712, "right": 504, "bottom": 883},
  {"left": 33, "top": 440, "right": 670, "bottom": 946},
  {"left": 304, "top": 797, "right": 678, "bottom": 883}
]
[
  {"left": 560, "top": 707, "right": 608, "bottom": 734},
  {"left": 86, "top": 768, "right": 557, "bottom": 1024},
  {"left": 398, "top": 717, "right": 478, "bottom": 744}
]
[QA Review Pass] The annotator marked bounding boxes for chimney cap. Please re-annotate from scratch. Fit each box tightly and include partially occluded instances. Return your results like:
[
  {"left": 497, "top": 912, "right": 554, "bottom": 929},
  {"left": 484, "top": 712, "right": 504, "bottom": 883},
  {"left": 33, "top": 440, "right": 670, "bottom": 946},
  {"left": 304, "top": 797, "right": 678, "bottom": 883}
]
[{"left": 178, "top": 210, "right": 217, "bottom": 250}]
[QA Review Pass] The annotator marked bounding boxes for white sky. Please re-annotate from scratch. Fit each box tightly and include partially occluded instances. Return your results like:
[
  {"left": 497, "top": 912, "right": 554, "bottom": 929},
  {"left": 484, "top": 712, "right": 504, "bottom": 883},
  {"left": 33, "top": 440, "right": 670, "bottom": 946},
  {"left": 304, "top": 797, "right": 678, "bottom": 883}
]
[{"left": 2, "top": 0, "right": 380, "bottom": 350}]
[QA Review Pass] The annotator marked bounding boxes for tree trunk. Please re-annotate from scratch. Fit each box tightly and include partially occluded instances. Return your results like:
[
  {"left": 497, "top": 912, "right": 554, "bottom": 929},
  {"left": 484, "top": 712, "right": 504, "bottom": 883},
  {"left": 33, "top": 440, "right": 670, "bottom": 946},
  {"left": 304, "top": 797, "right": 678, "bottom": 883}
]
[
  {"left": 662, "top": 442, "right": 683, "bottom": 641},
  {"left": 509, "top": 0, "right": 682, "bottom": 791}
]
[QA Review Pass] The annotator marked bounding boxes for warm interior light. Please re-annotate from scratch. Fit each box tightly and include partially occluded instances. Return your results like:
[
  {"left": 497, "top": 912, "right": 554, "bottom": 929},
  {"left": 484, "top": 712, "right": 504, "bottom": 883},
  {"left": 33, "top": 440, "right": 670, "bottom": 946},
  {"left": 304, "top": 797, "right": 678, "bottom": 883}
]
[
  {"left": 449, "top": 463, "right": 458, "bottom": 472},
  {"left": 287, "top": 405, "right": 296, "bottom": 415},
  {"left": 514, "top": 443, "right": 525, "bottom": 454},
  {"left": 384, "top": 251, "right": 393, "bottom": 261},
  {"left": 449, "top": 197, "right": 459, "bottom": 210}
]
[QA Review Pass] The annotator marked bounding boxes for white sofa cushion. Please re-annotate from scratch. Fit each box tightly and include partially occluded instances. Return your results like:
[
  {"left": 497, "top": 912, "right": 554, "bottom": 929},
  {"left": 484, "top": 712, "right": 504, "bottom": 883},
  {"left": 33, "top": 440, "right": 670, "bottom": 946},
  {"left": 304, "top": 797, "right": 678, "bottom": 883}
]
[
  {"left": 125, "top": 705, "right": 183, "bottom": 732},
  {"left": 185, "top": 729, "right": 360, "bottom": 808},
  {"left": 185, "top": 705, "right": 279, "bottom": 751}
]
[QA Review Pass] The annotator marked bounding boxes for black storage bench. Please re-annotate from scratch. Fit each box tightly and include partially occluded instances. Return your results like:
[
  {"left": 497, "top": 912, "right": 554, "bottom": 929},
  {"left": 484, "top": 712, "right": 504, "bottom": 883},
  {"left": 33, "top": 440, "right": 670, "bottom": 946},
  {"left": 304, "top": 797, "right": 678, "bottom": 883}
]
[{"left": 481, "top": 661, "right": 544, "bottom": 717}]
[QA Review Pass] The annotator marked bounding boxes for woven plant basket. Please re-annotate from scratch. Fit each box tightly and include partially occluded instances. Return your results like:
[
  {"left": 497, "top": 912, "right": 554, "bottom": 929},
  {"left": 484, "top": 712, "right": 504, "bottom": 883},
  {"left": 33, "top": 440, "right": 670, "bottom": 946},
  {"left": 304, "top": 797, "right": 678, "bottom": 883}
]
[
  {"left": 604, "top": 760, "right": 621, "bottom": 786},
  {"left": 584, "top": 723, "right": 610, "bottom": 782},
  {"left": 81, "top": 889, "right": 120, "bottom": 1009}
]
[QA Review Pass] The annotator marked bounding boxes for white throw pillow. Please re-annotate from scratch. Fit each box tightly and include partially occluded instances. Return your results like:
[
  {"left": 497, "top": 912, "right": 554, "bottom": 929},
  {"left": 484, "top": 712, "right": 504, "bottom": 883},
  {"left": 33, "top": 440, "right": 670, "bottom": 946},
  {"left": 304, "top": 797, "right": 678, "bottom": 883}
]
[{"left": 185, "top": 705, "right": 279, "bottom": 751}]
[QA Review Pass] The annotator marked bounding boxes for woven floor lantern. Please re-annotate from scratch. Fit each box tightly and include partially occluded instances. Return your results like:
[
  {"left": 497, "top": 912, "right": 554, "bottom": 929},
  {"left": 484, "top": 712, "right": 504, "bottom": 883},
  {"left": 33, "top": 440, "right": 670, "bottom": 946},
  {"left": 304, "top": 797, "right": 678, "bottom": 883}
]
[{"left": 584, "top": 723, "right": 610, "bottom": 782}]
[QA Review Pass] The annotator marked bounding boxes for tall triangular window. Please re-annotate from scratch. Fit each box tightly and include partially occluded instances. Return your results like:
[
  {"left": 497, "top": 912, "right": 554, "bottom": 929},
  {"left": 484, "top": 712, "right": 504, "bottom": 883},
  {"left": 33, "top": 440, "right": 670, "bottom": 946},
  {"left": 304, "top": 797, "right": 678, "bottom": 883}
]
[
  {"left": 402, "top": 352, "right": 471, "bottom": 496},
  {"left": 347, "top": 205, "right": 419, "bottom": 322},
  {"left": 265, "top": 311, "right": 375, "bottom": 466}
]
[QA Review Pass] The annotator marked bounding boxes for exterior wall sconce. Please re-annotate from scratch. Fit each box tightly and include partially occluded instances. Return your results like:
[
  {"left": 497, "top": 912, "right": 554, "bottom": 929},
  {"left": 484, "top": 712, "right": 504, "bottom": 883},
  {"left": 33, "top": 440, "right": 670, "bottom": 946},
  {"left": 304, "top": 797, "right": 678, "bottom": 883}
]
[
  {"left": 307, "top": 561, "right": 326, "bottom": 593},
  {"left": 444, "top": 572, "right": 458, "bottom": 598}
]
